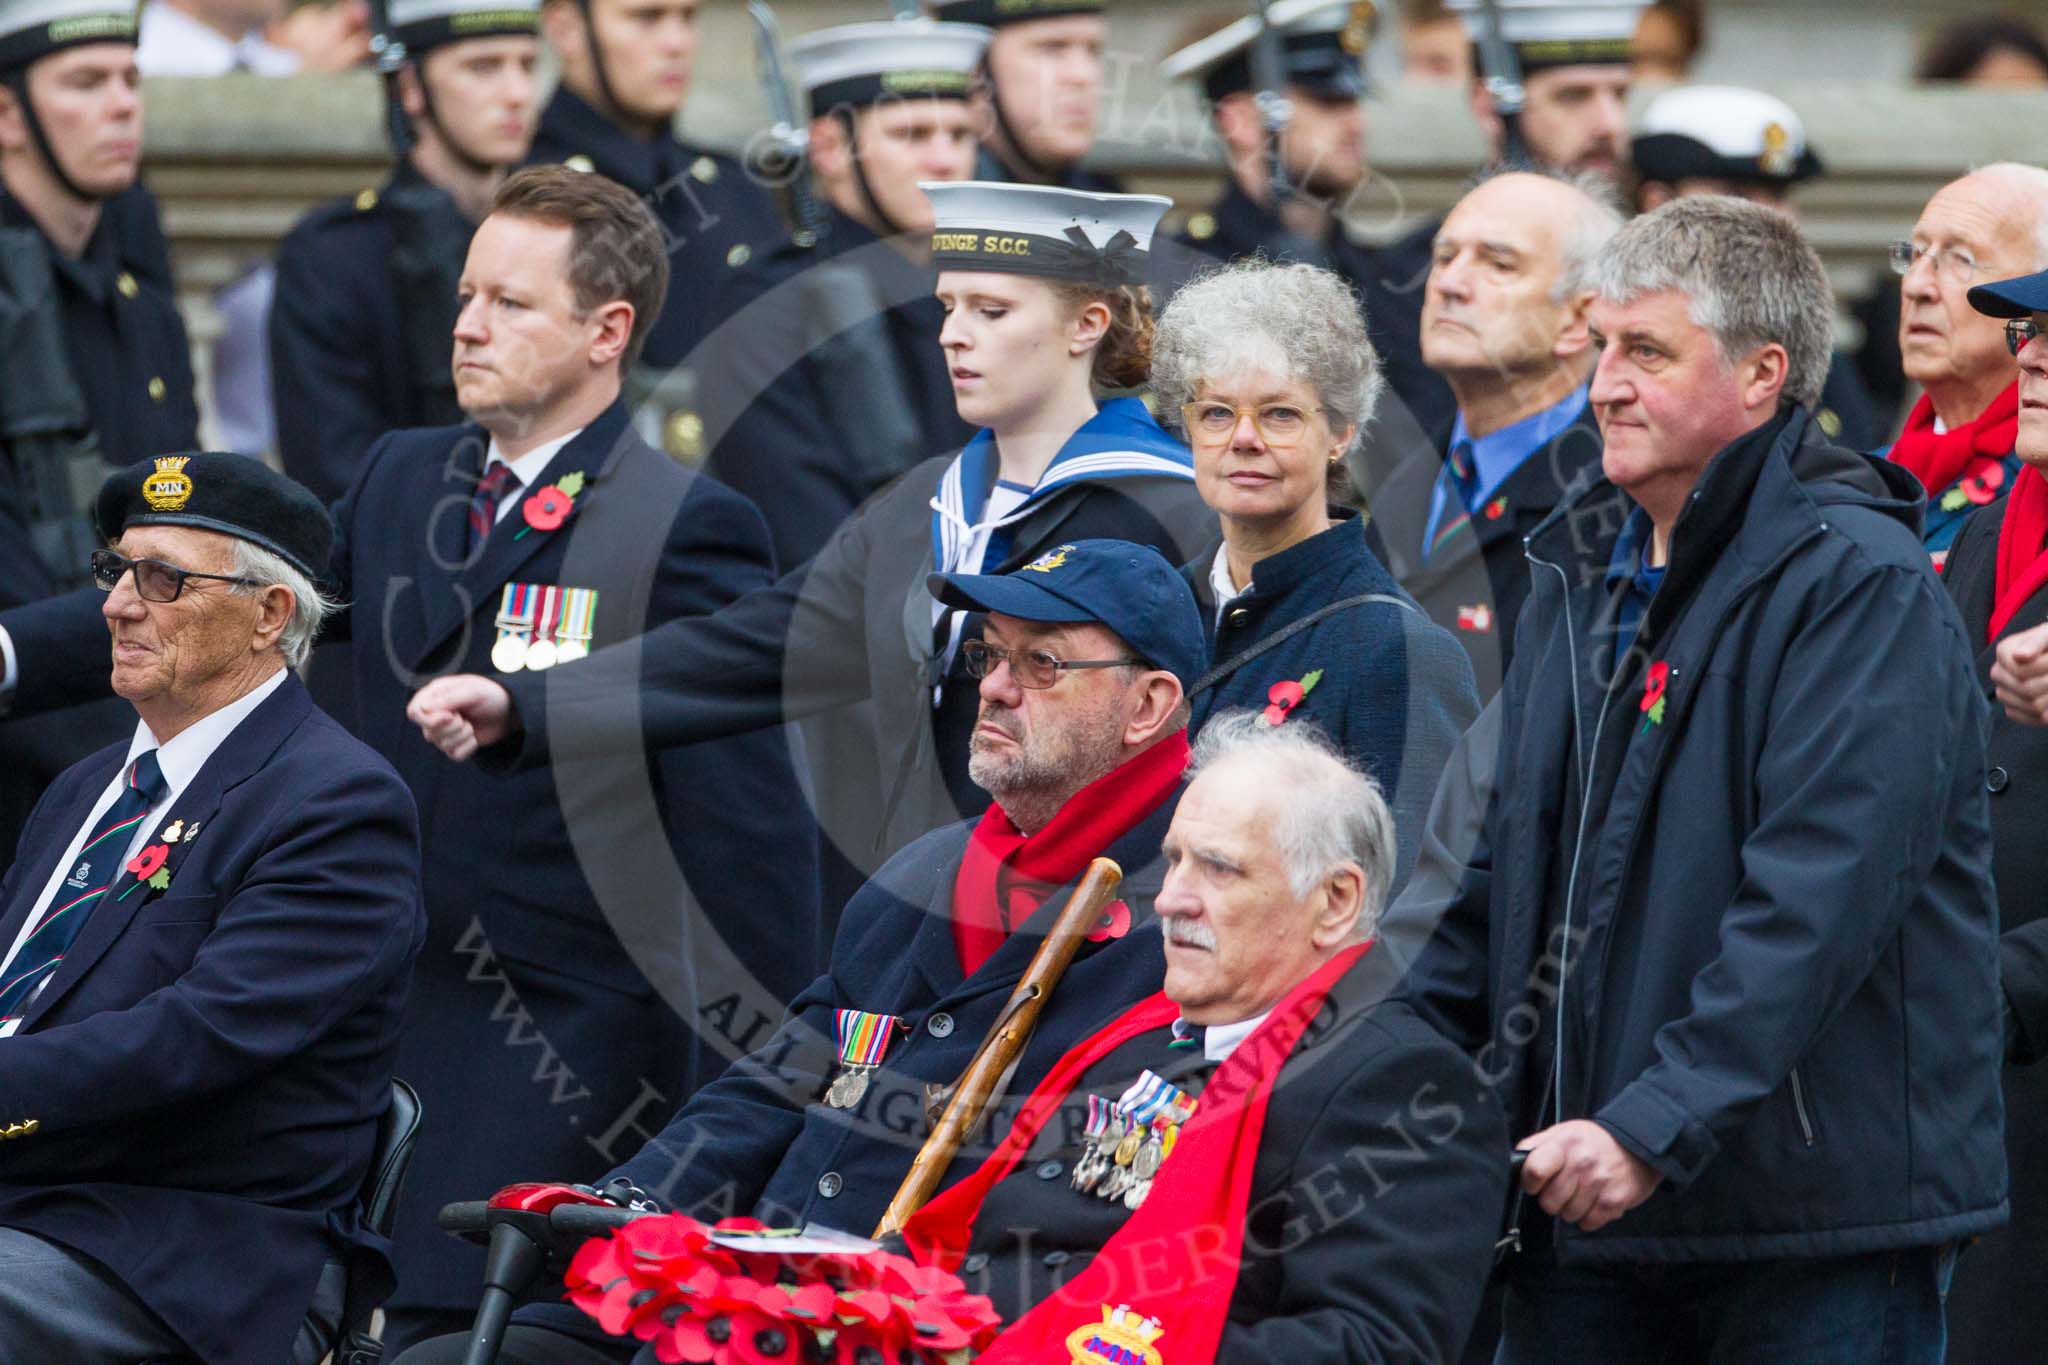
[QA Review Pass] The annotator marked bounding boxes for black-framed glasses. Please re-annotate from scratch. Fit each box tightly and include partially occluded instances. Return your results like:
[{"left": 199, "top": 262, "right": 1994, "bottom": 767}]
[
  {"left": 91, "top": 548, "right": 263, "bottom": 603},
  {"left": 2007, "top": 317, "right": 2046, "bottom": 358},
  {"left": 961, "top": 639, "right": 1145, "bottom": 689}
]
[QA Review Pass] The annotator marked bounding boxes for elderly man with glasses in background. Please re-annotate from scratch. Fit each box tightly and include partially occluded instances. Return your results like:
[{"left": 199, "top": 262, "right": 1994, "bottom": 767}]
[{"left": 1885, "top": 163, "right": 2048, "bottom": 568}]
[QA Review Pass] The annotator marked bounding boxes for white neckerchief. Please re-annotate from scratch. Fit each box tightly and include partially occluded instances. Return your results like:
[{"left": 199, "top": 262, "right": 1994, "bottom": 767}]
[
  {"left": 484, "top": 429, "right": 581, "bottom": 523},
  {"left": 0, "top": 668, "right": 288, "bottom": 1037},
  {"left": 1202, "top": 1010, "right": 1272, "bottom": 1064}
]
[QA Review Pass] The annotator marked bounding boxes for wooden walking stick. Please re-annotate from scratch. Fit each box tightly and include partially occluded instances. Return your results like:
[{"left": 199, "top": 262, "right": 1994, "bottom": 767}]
[{"left": 872, "top": 856, "right": 1124, "bottom": 1238}]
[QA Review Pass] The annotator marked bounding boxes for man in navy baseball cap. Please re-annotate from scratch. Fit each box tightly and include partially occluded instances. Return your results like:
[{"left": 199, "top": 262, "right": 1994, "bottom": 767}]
[
  {"left": 928, "top": 538, "right": 1206, "bottom": 691},
  {"left": 1972, "top": 268, "right": 2048, "bottom": 465}
]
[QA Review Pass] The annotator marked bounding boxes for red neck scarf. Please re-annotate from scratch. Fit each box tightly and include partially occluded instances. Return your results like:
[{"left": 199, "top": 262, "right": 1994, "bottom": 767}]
[
  {"left": 1890, "top": 384, "right": 2020, "bottom": 500},
  {"left": 905, "top": 941, "right": 1372, "bottom": 1364},
  {"left": 951, "top": 732, "right": 1190, "bottom": 977},
  {"left": 1991, "top": 463, "right": 2048, "bottom": 643}
]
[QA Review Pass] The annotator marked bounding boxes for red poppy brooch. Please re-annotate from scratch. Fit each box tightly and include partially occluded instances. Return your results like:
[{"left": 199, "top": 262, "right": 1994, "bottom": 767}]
[
  {"left": 516, "top": 470, "right": 586, "bottom": 540},
  {"left": 1264, "top": 669, "right": 1324, "bottom": 725}
]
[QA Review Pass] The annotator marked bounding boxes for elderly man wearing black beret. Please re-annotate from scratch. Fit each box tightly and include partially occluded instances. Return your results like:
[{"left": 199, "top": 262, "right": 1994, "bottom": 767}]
[{"left": 0, "top": 453, "right": 425, "bottom": 1364}]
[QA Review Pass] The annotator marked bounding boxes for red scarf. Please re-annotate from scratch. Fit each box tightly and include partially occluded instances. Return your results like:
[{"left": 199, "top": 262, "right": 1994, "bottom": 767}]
[
  {"left": 1889, "top": 384, "right": 2020, "bottom": 502},
  {"left": 951, "top": 732, "right": 1190, "bottom": 976},
  {"left": 905, "top": 941, "right": 1372, "bottom": 1365},
  {"left": 1991, "top": 463, "right": 2048, "bottom": 643}
]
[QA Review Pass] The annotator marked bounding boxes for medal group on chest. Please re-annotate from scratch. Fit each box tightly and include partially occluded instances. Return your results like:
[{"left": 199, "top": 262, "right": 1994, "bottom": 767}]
[{"left": 1070, "top": 1069, "right": 1198, "bottom": 1212}]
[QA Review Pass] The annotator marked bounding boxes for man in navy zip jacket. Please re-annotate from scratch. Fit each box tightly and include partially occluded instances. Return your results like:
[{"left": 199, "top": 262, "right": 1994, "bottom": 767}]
[{"left": 1388, "top": 196, "right": 2006, "bottom": 1363}]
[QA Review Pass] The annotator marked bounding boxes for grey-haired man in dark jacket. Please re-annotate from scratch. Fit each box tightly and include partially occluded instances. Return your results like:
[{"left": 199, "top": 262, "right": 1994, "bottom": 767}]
[{"left": 1389, "top": 194, "right": 2007, "bottom": 1364}]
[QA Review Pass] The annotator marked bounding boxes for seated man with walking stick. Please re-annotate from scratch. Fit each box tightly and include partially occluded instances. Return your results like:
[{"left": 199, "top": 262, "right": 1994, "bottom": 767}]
[{"left": 396, "top": 539, "right": 1209, "bottom": 1365}]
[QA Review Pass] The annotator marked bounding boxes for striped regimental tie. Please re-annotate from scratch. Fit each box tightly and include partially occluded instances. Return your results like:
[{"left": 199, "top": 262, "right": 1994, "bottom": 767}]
[{"left": 0, "top": 750, "right": 168, "bottom": 1025}]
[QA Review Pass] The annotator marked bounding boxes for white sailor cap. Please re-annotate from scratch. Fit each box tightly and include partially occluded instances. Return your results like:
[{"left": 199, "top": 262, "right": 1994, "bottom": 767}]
[
  {"left": 791, "top": 19, "right": 991, "bottom": 114},
  {"left": 1633, "top": 85, "right": 1823, "bottom": 186},
  {"left": 385, "top": 0, "right": 538, "bottom": 54},
  {"left": 923, "top": 181, "right": 1172, "bottom": 286},
  {"left": 1160, "top": 0, "right": 1377, "bottom": 103},
  {"left": 0, "top": 0, "right": 136, "bottom": 71},
  {"left": 1444, "top": 0, "right": 1643, "bottom": 72},
  {"left": 927, "top": 0, "right": 1101, "bottom": 30}
]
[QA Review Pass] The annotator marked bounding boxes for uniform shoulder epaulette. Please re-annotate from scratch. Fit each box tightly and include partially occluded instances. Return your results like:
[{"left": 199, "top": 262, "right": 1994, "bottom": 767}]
[{"left": 354, "top": 186, "right": 379, "bottom": 213}]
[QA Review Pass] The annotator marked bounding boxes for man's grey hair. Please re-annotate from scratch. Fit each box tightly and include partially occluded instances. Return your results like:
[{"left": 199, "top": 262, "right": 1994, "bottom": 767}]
[
  {"left": 1187, "top": 712, "right": 1397, "bottom": 939},
  {"left": 1151, "top": 260, "right": 1385, "bottom": 445},
  {"left": 1461, "top": 165, "right": 1625, "bottom": 301},
  {"left": 227, "top": 539, "right": 339, "bottom": 670},
  {"left": 1971, "top": 162, "right": 2048, "bottom": 269},
  {"left": 1592, "top": 194, "right": 1833, "bottom": 410}
]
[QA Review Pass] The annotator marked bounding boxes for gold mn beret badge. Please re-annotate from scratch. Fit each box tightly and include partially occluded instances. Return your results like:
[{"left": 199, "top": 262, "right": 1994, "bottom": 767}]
[{"left": 142, "top": 456, "right": 194, "bottom": 512}]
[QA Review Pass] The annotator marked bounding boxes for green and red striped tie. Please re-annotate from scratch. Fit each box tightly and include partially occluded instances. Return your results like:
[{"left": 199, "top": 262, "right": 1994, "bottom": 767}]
[{"left": 0, "top": 750, "right": 167, "bottom": 1024}]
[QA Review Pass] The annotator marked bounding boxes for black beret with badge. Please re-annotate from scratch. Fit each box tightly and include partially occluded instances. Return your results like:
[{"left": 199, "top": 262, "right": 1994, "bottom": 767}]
[
  {"left": 1632, "top": 85, "right": 1824, "bottom": 188},
  {"left": 1161, "top": 0, "right": 1378, "bottom": 105},
  {"left": 922, "top": 180, "right": 1172, "bottom": 287},
  {"left": 95, "top": 454, "right": 336, "bottom": 581},
  {"left": 0, "top": 0, "right": 138, "bottom": 73}
]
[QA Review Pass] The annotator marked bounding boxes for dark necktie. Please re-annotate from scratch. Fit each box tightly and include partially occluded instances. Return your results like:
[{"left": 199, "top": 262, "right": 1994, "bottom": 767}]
[
  {"left": 1428, "top": 440, "right": 1481, "bottom": 560},
  {"left": 466, "top": 460, "right": 519, "bottom": 555},
  {"left": 0, "top": 750, "right": 168, "bottom": 1024}
]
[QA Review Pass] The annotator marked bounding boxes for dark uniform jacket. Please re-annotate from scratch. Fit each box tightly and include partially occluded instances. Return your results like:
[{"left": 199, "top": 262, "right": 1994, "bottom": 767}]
[
  {"left": 957, "top": 987, "right": 1507, "bottom": 1362},
  {"left": 527, "top": 87, "right": 783, "bottom": 375},
  {"left": 1187, "top": 516, "right": 1478, "bottom": 892},
  {"left": 271, "top": 161, "right": 473, "bottom": 505},
  {"left": 483, "top": 446, "right": 1214, "bottom": 897},
  {"left": 512, "top": 791, "right": 1185, "bottom": 1351},
  {"left": 1937, "top": 497, "right": 2048, "bottom": 1365},
  {"left": 0, "top": 181, "right": 198, "bottom": 885},
  {"left": 1393, "top": 407, "right": 2007, "bottom": 1264},
  {"left": 1362, "top": 401, "right": 1605, "bottom": 699},
  {"left": 0, "top": 674, "right": 423, "bottom": 1365},
  {"left": 701, "top": 207, "right": 974, "bottom": 569},
  {"left": 0, "top": 402, "right": 824, "bottom": 1314},
  {"left": 325, "top": 401, "right": 820, "bottom": 1311}
]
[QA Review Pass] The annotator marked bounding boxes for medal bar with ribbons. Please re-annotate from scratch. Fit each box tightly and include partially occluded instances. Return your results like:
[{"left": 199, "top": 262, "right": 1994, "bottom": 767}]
[
  {"left": 525, "top": 585, "right": 565, "bottom": 671},
  {"left": 825, "top": 1008, "right": 899, "bottom": 1109},
  {"left": 555, "top": 587, "right": 599, "bottom": 664},
  {"left": 491, "top": 582, "right": 541, "bottom": 674}
]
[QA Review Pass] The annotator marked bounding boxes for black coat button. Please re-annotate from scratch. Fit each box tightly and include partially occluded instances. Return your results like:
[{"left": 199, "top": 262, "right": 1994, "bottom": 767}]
[
  {"left": 1226, "top": 607, "right": 1251, "bottom": 629},
  {"left": 927, "top": 1012, "right": 955, "bottom": 1038},
  {"left": 1035, "top": 1159, "right": 1063, "bottom": 1180},
  {"left": 963, "top": 1252, "right": 990, "bottom": 1274},
  {"left": 816, "top": 1171, "right": 842, "bottom": 1199},
  {"left": 1989, "top": 766, "right": 2011, "bottom": 794},
  {"left": 1043, "top": 1249, "right": 1071, "bottom": 1267}
]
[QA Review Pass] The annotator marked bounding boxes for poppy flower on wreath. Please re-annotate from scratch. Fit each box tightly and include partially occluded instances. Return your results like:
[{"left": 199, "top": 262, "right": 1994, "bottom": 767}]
[
  {"left": 1086, "top": 899, "right": 1131, "bottom": 943},
  {"left": 125, "top": 843, "right": 168, "bottom": 880},
  {"left": 1263, "top": 668, "right": 1324, "bottom": 725},
  {"left": 517, "top": 470, "right": 587, "bottom": 538}
]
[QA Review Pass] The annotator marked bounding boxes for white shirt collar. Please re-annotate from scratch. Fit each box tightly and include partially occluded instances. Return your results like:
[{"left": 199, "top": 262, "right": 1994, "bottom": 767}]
[
  {"left": 126, "top": 667, "right": 289, "bottom": 793},
  {"left": 1208, "top": 543, "right": 1249, "bottom": 627},
  {"left": 137, "top": 1, "right": 299, "bottom": 75},
  {"left": 487, "top": 429, "right": 582, "bottom": 496},
  {"left": 1202, "top": 1010, "right": 1271, "bottom": 1063}
]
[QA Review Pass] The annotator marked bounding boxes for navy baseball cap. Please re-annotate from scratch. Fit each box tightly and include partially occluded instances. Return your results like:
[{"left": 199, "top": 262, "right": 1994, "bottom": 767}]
[
  {"left": 1970, "top": 268, "right": 2048, "bottom": 320},
  {"left": 928, "top": 539, "right": 1206, "bottom": 690}
]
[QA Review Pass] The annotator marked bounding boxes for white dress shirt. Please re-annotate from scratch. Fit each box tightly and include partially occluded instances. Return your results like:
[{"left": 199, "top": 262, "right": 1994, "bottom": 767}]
[
  {"left": 0, "top": 668, "right": 288, "bottom": 1038},
  {"left": 136, "top": 0, "right": 299, "bottom": 75},
  {"left": 1208, "top": 543, "right": 1251, "bottom": 629},
  {"left": 1203, "top": 1009, "right": 1272, "bottom": 1064},
  {"left": 485, "top": 430, "right": 581, "bottom": 523}
]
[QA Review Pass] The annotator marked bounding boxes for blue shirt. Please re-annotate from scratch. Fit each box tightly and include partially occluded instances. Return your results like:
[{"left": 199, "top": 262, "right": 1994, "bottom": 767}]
[
  {"left": 1423, "top": 385, "right": 1590, "bottom": 558},
  {"left": 1604, "top": 505, "right": 1666, "bottom": 669}
]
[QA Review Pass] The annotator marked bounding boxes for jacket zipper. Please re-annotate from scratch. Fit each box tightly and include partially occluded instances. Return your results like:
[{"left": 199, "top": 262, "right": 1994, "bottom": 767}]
[{"left": 1789, "top": 1066, "right": 1817, "bottom": 1147}]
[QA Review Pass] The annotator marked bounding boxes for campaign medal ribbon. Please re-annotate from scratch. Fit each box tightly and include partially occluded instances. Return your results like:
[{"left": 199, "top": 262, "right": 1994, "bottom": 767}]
[
  {"left": 492, "top": 582, "right": 540, "bottom": 674},
  {"left": 554, "top": 587, "right": 599, "bottom": 664},
  {"left": 825, "top": 1008, "right": 897, "bottom": 1109},
  {"left": 1072, "top": 1094, "right": 1114, "bottom": 1194},
  {"left": 524, "top": 586, "right": 565, "bottom": 671},
  {"left": 1105, "top": 1071, "right": 1198, "bottom": 1210}
]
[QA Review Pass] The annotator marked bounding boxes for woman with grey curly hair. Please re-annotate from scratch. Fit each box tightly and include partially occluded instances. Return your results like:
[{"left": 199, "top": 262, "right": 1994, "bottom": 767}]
[{"left": 1153, "top": 259, "right": 1478, "bottom": 894}]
